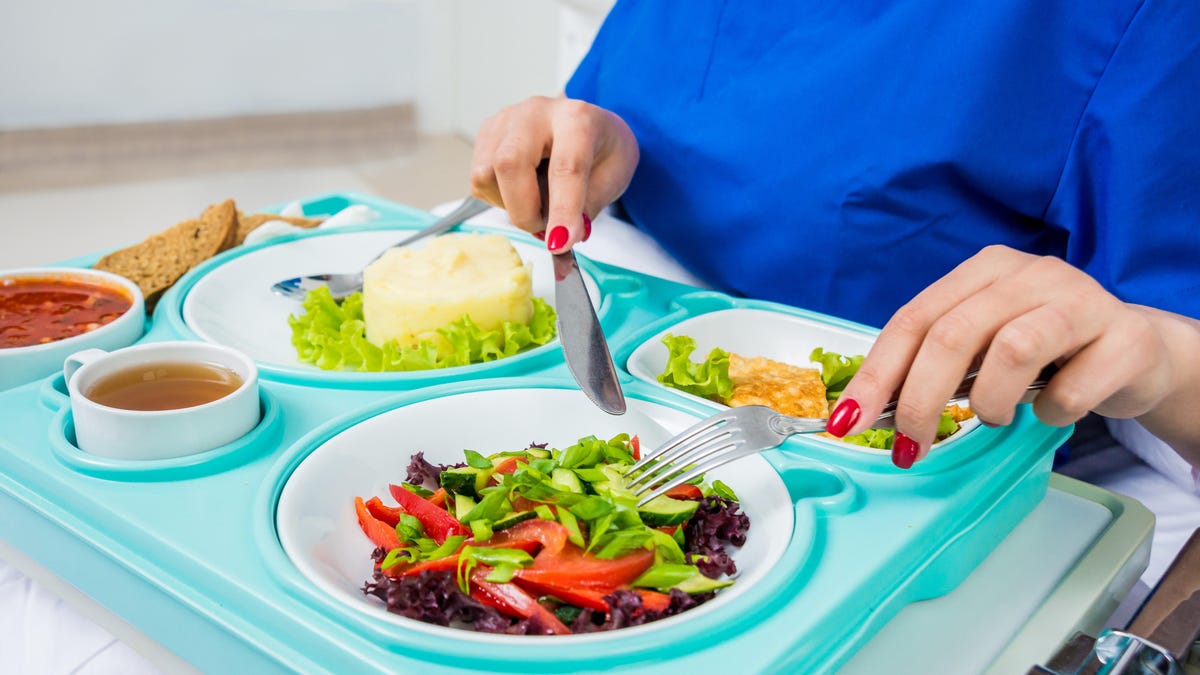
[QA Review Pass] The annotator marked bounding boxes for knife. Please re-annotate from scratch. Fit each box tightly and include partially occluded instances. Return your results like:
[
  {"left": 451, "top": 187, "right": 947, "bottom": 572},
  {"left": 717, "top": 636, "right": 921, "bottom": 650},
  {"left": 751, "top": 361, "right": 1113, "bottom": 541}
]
[{"left": 552, "top": 249, "right": 627, "bottom": 415}]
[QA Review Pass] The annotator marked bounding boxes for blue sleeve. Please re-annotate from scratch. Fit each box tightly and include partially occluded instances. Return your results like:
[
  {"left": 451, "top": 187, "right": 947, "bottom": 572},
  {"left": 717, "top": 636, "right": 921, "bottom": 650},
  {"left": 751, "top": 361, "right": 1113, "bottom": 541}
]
[
  {"left": 564, "top": 2, "right": 626, "bottom": 101},
  {"left": 1044, "top": 0, "right": 1200, "bottom": 320}
]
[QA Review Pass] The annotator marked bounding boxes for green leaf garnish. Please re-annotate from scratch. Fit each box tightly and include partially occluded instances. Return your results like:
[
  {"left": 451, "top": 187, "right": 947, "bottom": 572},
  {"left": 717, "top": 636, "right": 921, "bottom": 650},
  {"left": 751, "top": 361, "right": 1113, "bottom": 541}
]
[
  {"left": 657, "top": 333, "right": 733, "bottom": 400},
  {"left": 711, "top": 480, "right": 738, "bottom": 501},
  {"left": 809, "top": 347, "right": 864, "bottom": 400},
  {"left": 290, "top": 288, "right": 556, "bottom": 372}
]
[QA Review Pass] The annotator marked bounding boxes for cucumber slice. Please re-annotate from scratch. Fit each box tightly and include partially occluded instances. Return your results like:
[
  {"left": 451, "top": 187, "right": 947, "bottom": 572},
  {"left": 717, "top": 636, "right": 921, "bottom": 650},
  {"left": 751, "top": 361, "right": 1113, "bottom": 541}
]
[
  {"left": 454, "top": 494, "right": 477, "bottom": 521},
  {"left": 493, "top": 510, "right": 537, "bottom": 531},
  {"left": 440, "top": 467, "right": 481, "bottom": 497},
  {"left": 677, "top": 572, "right": 734, "bottom": 594},
  {"left": 637, "top": 495, "right": 699, "bottom": 527},
  {"left": 551, "top": 468, "right": 585, "bottom": 494}
]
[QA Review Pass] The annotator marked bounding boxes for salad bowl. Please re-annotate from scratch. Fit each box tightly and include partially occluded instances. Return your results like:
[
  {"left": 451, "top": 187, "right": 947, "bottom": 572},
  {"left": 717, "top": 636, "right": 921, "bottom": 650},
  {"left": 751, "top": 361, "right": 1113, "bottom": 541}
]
[{"left": 275, "top": 386, "right": 795, "bottom": 645}]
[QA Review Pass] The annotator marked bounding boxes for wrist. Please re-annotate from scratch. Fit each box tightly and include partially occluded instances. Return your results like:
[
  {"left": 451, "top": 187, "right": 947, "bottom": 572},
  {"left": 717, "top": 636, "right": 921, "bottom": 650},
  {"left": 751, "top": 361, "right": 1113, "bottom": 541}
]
[{"left": 1133, "top": 305, "right": 1200, "bottom": 467}]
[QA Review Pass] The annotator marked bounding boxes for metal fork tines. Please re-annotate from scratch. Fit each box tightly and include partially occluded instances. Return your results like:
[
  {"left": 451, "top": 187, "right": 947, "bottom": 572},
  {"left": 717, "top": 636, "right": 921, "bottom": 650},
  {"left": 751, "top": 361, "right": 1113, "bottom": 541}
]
[
  {"left": 626, "top": 364, "right": 1058, "bottom": 506},
  {"left": 625, "top": 406, "right": 822, "bottom": 506}
]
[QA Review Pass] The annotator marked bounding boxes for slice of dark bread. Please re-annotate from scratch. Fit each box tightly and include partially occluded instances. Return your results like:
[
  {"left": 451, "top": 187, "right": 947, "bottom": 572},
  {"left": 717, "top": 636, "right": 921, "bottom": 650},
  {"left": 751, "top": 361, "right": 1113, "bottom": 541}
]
[
  {"left": 94, "top": 199, "right": 238, "bottom": 307},
  {"left": 234, "top": 211, "right": 323, "bottom": 246}
]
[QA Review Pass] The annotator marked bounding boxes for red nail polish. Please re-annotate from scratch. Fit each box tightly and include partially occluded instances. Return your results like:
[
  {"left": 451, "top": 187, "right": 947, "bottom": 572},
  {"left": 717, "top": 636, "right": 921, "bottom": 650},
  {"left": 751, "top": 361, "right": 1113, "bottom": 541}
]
[
  {"left": 582, "top": 212, "right": 592, "bottom": 241},
  {"left": 892, "top": 432, "right": 920, "bottom": 470},
  {"left": 826, "top": 398, "right": 861, "bottom": 437},
  {"left": 534, "top": 230, "right": 546, "bottom": 241},
  {"left": 546, "top": 226, "right": 569, "bottom": 252}
]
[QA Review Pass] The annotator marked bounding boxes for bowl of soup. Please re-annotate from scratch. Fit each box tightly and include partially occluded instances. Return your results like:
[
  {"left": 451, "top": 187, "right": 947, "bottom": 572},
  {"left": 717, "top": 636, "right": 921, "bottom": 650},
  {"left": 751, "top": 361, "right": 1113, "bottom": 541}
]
[{"left": 0, "top": 267, "right": 145, "bottom": 390}]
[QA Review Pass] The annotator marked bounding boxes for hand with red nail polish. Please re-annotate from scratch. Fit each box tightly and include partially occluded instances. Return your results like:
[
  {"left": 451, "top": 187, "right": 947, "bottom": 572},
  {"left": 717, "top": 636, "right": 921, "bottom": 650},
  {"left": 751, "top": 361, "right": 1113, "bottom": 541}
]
[
  {"left": 826, "top": 398, "right": 860, "bottom": 437},
  {"left": 468, "top": 96, "right": 639, "bottom": 251},
  {"left": 546, "top": 226, "right": 570, "bottom": 252},
  {"left": 830, "top": 245, "right": 1200, "bottom": 471},
  {"left": 891, "top": 432, "right": 920, "bottom": 470}
]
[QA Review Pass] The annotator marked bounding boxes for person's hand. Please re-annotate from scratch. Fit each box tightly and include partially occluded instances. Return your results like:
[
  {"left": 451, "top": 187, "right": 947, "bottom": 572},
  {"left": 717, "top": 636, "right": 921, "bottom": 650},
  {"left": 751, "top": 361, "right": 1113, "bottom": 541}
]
[
  {"left": 470, "top": 96, "right": 640, "bottom": 253},
  {"left": 825, "top": 245, "right": 1200, "bottom": 469}
]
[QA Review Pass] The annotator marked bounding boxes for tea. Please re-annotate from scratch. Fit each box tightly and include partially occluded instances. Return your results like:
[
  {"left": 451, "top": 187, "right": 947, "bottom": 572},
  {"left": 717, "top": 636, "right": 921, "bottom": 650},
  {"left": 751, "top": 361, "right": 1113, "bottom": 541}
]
[{"left": 85, "top": 360, "right": 243, "bottom": 411}]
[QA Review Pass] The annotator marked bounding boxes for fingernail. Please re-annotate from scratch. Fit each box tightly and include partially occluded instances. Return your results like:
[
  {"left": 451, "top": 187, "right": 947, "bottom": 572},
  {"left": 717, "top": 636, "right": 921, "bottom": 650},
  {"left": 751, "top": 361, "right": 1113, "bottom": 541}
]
[
  {"left": 826, "top": 398, "right": 861, "bottom": 437},
  {"left": 582, "top": 212, "right": 592, "bottom": 241},
  {"left": 533, "top": 230, "right": 546, "bottom": 241},
  {"left": 892, "top": 432, "right": 920, "bottom": 470},
  {"left": 546, "top": 225, "right": 569, "bottom": 252}
]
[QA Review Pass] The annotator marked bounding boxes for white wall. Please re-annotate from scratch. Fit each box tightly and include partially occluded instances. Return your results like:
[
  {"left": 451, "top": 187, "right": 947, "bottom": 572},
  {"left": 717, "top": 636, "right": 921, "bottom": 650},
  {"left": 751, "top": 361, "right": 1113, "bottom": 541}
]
[
  {"left": 415, "top": 0, "right": 613, "bottom": 138},
  {"left": 0, "top": 0, "right": 421, "bottom": 130},
  {"left": 0, "top": 0, "right": 614, "bottom": 136}
]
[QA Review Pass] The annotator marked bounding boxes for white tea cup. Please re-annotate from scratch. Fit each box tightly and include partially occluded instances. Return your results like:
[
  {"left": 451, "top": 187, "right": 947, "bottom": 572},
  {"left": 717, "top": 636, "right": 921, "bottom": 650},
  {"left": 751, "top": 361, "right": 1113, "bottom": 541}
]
[{"left": 63, "top": 341, "right": 260, "bottom": 460}]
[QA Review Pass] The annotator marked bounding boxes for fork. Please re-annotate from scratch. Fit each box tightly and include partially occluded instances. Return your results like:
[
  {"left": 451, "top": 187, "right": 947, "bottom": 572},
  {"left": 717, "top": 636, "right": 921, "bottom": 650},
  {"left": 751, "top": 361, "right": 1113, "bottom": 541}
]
[
  {"left": 270, "top": 196, "right": 492, "bottom": 301},
  {"left": 625, "top": 365, "right": 1057, "bottom": 505}
]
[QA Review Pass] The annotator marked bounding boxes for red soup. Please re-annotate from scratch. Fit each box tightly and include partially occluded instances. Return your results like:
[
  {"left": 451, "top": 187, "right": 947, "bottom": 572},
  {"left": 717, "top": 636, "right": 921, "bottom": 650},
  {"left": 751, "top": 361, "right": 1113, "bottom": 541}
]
[{"left": 0, "top": 277, "right": 133, "bottom": 348}]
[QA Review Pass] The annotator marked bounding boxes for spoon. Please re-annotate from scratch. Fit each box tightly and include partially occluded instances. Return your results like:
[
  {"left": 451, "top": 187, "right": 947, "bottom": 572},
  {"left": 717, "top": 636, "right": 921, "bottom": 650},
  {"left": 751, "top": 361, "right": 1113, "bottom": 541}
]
[{"left": 269, "top": 197, "right": 491, "bottom": 301}]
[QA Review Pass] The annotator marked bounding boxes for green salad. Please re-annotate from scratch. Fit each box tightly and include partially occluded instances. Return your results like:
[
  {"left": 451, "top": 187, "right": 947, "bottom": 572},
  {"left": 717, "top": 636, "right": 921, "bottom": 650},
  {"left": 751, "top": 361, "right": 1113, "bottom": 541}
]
[{"left": 288, "top": 287, "right": 557, "bottom": 371}]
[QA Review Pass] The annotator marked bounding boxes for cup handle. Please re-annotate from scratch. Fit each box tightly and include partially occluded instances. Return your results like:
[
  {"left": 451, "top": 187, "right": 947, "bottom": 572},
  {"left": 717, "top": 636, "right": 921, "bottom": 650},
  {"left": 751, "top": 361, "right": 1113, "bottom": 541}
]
[{"left": 63, "top": 348, "right": 109, "bottom": 388}]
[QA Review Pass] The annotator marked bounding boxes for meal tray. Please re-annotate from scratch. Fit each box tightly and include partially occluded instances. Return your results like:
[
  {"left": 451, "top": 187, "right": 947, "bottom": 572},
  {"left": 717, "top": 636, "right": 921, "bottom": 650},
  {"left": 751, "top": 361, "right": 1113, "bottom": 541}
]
[{"left": 0, "top": 192, "right": 1072, "bottom": 674}]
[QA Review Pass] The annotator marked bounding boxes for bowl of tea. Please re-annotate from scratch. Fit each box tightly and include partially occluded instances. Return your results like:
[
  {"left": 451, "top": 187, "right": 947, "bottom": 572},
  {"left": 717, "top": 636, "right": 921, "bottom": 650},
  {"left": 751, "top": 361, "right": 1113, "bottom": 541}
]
[{"left": 63, "top": 341, "right": 260, "bottom": 460}]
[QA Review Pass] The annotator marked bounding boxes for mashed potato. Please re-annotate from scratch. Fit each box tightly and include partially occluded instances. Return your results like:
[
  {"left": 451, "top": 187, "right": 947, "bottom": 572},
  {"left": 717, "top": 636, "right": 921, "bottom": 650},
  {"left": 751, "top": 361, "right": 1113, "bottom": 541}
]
[{"left": 362, "top": 233, "right": 533, "bottom": 348}]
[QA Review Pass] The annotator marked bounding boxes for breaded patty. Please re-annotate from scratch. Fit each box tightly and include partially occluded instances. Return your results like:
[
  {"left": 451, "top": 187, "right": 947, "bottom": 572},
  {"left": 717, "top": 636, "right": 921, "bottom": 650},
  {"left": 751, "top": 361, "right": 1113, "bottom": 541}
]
[{"left": 727, "top": 354, "right": 830, "bottom": 418}]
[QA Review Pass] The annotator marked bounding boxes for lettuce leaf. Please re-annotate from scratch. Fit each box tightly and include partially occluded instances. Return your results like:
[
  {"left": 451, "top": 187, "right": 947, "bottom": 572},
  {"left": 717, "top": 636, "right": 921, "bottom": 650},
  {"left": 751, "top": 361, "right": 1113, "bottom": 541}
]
[
  {"left": 838, "top": 412, "right": 960, "bottom": 449},
  {"left": 288, "top": 287, "right": 556, "bottom": 372},
  {"left": 656, "top": 333, "right": 733, "bottom": 401},
  {"left": 809, "top": 347, "right": 864, "bottom": 400}
]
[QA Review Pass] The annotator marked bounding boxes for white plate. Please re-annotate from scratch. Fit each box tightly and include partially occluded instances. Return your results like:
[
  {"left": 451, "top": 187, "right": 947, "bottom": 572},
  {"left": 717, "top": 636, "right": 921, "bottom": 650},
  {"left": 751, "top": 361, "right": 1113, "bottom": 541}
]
[
  {"left": 182, "top": 228, "right": 598, "bottom": 373},
  {"left": 626, "top": 308, "right": 980, "bottom": 453},
  {"left": 276, "top": 387, "right": 793, "bottom": 643}
]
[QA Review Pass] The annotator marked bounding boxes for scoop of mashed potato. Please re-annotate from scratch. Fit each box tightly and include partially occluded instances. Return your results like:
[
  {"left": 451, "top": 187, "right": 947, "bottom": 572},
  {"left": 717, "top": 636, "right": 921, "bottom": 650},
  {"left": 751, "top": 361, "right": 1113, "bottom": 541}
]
[{"left": 363, "top": 233, "right": 533, "bottom": 348}]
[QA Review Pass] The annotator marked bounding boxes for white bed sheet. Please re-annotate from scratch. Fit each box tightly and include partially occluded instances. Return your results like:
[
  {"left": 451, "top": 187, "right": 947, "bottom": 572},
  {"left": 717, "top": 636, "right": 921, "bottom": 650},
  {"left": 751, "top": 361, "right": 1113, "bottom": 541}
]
[{"left": 2, "top": 202, "right": 1195, "bottom": 674}]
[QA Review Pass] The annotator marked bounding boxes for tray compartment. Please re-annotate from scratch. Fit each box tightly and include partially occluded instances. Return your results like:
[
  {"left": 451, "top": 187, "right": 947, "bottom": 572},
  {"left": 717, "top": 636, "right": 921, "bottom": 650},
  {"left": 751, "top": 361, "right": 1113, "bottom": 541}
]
[
  {"left": 264, "top": 382, "right": 812, "bottom": 668},
  {"left": 47, "top": 388, "right": 283, "bottom": 481},
  {"left": 162, "top": 225, "right": 615, "bottom": 390},
  {"left": 624, "top": 302, "right": 982, "bottom": 462}
]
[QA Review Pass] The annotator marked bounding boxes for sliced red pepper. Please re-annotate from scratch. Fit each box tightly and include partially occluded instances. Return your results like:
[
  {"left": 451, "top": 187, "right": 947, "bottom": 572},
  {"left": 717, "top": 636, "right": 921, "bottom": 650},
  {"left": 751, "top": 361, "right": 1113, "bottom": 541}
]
[
  {"left": 469, "top": 567, "right": 570, "bottom": 635},
  {"left": 656, "top": 525, "right": 678, "bottom": 536},
  {"left": 664, "top": 484, "right": 703, "bottom": 500},
  {"left": 492, "top": 456, "right": 526, "bottom": 475},
  {"left": 630, "top": 435, "right": 641, "bottom": 461},
  {"left": 485, "top": 518, "right": 568, "bottom": 556},
  {"left": 513, "top": 577, "right": 610, "bottom": 612},
  {"left": 389, "top": 483, "right": 469, "bottom": 544},
  {"left": 365, "top": 496, "right": 402, "bottom": 528},
  {"left": 510, "top": 495, "right": 545, "bottom": 513},
  {"left": 354, "top": 496, "right": 404, "bottom": 552},
  {"left": 381, "top": 553, "right": 460, "bottom": 579},
  {"left": 427, "top": 487, "right": 448, "bottom": 508},
  {"left": 517, "top": 543, "right": 654, "bottom": 589},
  {"left": 634, "top": 589, "right": 672, "bottom": 614}
]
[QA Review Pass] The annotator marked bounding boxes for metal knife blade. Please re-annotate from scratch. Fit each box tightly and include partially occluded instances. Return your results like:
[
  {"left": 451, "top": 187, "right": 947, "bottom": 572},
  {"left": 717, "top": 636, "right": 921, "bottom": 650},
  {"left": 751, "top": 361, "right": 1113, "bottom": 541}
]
[{"left": 552, "top": 250, "right": 626, "bottom": 415}]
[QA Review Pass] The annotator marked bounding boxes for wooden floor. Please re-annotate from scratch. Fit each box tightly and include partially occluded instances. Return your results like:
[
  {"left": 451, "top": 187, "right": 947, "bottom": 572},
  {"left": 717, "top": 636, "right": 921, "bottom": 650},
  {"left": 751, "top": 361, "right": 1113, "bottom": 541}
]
[{"left": 0, "top": 106, "right": 475, "bottom": 268}]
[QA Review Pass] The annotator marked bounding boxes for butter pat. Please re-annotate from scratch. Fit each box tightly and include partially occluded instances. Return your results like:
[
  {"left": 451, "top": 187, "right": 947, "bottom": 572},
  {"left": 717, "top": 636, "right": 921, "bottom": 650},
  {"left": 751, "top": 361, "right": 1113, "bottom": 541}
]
[{"left": 362, "top": 233, "right": 533, "bottom": 347}]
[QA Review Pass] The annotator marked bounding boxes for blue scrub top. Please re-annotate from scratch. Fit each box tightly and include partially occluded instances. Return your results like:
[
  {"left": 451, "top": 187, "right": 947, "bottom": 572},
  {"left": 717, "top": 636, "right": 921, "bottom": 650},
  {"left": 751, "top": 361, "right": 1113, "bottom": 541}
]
[{"left": 566, "top": 0, "right": 1200, "bottom": 328}]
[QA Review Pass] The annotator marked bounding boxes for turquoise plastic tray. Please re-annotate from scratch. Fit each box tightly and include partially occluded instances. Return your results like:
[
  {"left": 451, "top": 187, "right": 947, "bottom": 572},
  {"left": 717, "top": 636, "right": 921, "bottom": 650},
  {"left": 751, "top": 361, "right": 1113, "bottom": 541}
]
[{"left": 0, "top": 192, "right": 1072, "bottom": 674}]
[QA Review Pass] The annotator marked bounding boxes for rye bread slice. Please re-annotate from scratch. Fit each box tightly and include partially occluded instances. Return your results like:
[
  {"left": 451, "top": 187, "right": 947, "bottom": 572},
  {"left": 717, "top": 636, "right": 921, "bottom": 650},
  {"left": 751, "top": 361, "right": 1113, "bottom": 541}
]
[
  {"left": 94, "top": 199, "right": 238, "bottom": 307},
  {"left": 234, "top": 211, "right": 323, "bottom": 246}
]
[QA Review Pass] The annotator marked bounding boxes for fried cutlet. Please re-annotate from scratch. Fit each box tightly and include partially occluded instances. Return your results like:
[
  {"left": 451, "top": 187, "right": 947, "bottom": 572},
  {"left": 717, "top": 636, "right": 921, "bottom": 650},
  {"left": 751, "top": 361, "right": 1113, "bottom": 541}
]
[{"left": 726, "top": 353, "right": 830, "bottom": 418}]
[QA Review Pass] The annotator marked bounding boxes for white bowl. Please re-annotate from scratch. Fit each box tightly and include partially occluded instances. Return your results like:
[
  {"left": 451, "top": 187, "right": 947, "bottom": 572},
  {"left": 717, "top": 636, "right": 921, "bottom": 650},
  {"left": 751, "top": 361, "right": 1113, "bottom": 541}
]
[
  {"left": 0, "top": 267, "right": 145, "bottom": 390},
  {"left": 627, "top": 308, "right": 980, "bottom": 454},
  {"left": 276, "top": 387, "right": 792, "bottom": 643}
]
